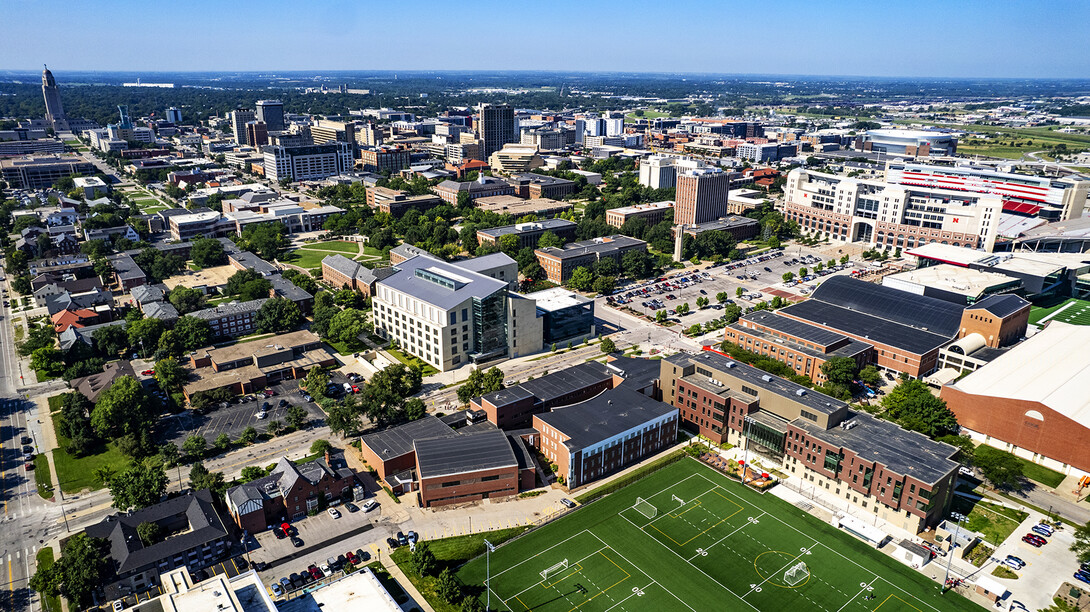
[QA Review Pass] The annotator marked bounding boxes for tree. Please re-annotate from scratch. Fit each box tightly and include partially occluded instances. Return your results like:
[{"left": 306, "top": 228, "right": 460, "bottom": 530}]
[
  {"left": 310, "top": 439, "right": 333, "bottom": 456},
  {"left": 255, "top": 297, "right": 304, "bottom": 334},
  {"left": 677, "top": 302, "right": 690, "bottom": 315},
  {"left": 306, "top": 367, "right": 330, "bottom": 400},
  {"left": 189, "top": 462, "right": 226, "bottom": 493},
  {"left": 568, "top": 266, "right": 594, "bottom": 291},
  {"left": 327, "top": 308, "right": 368, "bottom": 344},
  {"left": 29, "top": 533, "right": 110, "bottom": 609},
  {"left": 91, "top": 376, "right": 154, "bottom": 452},
  {"left": 182, "top": 434, "right": 207, "bottom": 459},
  {"left": 973, "top": 446, "right": 1023, "bottom": 490},
  {"left": 18, "top": 325, "right": 56, "bottom": 357},
  {"left": 93, "top": 325, "right": 129, "bottom": 357},
  {"left": 158, "top": 443, "right": 180, "bottom": 468},
  {"left": 411, "top": 542, "right": 439, "bottom": 577},
  {"left": 655, "top": 310, "right": 667, "bottom": 324},
  {"left": 782, "top": 272, "right": 794, "bottom": 282},
  {"left": 214, "top": 433, "right": 232, "bottom": 452},
  {"left": 225, "top": 269, "right": 263, "bottom": 295},
  {"left": 267, "top": 419, "right": 284, "bottom": 436},
  {"left": 108, "top": 458, "right": 168, "bottom": 510},
  {"left": 56, "top": 392, "right": 98, "bottom": 457},
  {"left": 537, "top": 231, "right": 563, "bottom": 249},
  {"left": 436, "top": 567, "right": 463, "bottom": 603},
  {"left": 30, "top": 347, "right": 65, "bottom": 378},
  {"left": 820, "top": 356, "right": 859, "bottom": 387},
  {"left": 282, "top": 268, "right": 320, "bottom": 295},
  {"left": 240, "top": 222, "right": 289, "bottom": 260},
  {"left": 600, "top": 337, "right": 616, "bottom": 353},
  {"left": 594, "top": 257, "right": 618, "bottom": 277},
  {"left": 155, "top": 357, "right": 187, "bottom": 393},
  {"left": 190, "top": 237, "right": 227, "bottom": 268},
  {"left": 239, "top": 426, "right": 258, "bottom": 445},
  {"left": 799, "top": 267, "right": 808, "bottom": 277},
  {"left": 736, "top": 287, "right": 744, "bottom": 298},
  {"left": 622, "top": 250, "right": 653, "bottom": 279},
  {"left": 456, "top": 367, "right": 506, "bottom": 404},
  {"left": 137, "top": 521, "right": 164, "bottom": 546},
  {"left": 128, "top": 317, "right": 166, "bottom": 356},
  {"left": 286, "top": 405, "right": 308, "bottom": 429},
  {"left": 593, "top": 275, "right": 616, "bottom": 295},
  {"left": 716, "top": 291, "right": 729, "bottom": 303},
  {"left": 175, "top": 315, "right": 213, "bottom": 350},
  {"left": 239, "top": 278, "right": 273, "bottom": 301},
  {"left": 1039, "top": 597, "right": 1083, "bottom": 612},
  {"left": 240, "top": 466, "right": 267, "bottom": 482},
  {"left": 695, "top": 296, "right": 709, "bottom": 309},
  {"left": 880, "top": 379, "right": 959, "bottom": 438},
  {"left": 156, "top": 329, "right": 182, "bottom": 359},
  {"left": 327, "top": 402, "right": 362, "bottom": 438},
  {"left": 168, "top": 286, "right": 207, "bottom": 314},
  {"left": 858, "top": 365, "right": 882, "bottom": 387},
  {"left": 1072, "top": 522, "right": 1090, "bottom": 564}
]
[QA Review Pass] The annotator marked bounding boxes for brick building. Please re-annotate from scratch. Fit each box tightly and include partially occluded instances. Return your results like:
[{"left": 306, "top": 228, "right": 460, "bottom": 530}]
[
  {"left": 605, "top": 201, "right": 674, "bottom": 228},
  {"left": 662, "top": 350, "right": 959, "bottom": 532},
  {"left": 723, "top": 311, "right": 873, "bottom": 383},
  {"left": 415, "top": 429, "right": 533, "bottom": 508},
  {"left": 182, "top": 330, "right": 336, "bottom": 399},
  {"left": 471, "top": 361, "right": 617, "bottom": 429},
  {"left": 365, "top": 186, "right": 442, "bottom": 215},
  {"left": 225, "top": 451, "right": 359, "bottom": 532},
  {"left": 476, "top": 218, "right": 577, "bottom": 250},
  {"left": 432, "top": 176, "right": 515, "bottom": 205},
  {"left": 320, "top": 253, "right": 397, "bottom": 296},
  {"left": 535, "top": 235, "right": 647, "bottom": 284},
  {"left": 507, "top": 173, "right": 577, "bottom": 200}
]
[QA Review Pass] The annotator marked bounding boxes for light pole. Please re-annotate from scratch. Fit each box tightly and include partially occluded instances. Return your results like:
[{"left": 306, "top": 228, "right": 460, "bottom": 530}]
[
  {"left": 942, "top": 512, "right": 966, "bottom": 593},
  {"left": 484, "top": 539, "right": 495, "bottom": 611}
]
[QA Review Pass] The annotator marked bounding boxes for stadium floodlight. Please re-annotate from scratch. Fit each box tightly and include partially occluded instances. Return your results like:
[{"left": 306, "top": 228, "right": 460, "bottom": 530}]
[
  {"left": 485, "top": 539, "right": 495, "bottom": 610},
  {"left": 942, "top": 512, "right": 966, "bottom": 594}
]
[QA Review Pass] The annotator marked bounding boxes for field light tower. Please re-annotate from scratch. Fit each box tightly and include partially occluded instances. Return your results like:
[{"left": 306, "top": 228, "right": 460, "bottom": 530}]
[
  {"left": 485, "top": 538, "right": 496, "bottom": 610},
  {"left": 942, "top": 511, "right": 967, "bottom": 593}
]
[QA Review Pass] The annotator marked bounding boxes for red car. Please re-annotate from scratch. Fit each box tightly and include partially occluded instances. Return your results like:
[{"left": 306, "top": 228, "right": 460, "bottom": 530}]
[
  {"left": 308, "top": 565, "right": 322, "bottom": 580},
  {"left": 24, "top": 461, "right": 34, "bottom": 470},
  {"left": 141, "top": 369, "right": 154, "bottom": 376},
  {"left": 1022, "top": 534, "right": 1045, "bottom": 547},
  {"left": 345, "top": 551, "right": 359, "bottom": 565},
  {"left": 352, "top": 385, "right": 360, "bottom": 394}
]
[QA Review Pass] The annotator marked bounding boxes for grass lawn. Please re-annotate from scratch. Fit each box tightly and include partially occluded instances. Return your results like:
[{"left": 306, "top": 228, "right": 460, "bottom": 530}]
[
  {"left": 1028, "top": 297, "right": 1090, "bottom": 327},
  {"left": 50, "top": 411, "right": 130, "bottom": 493},
  {"left": 36, "top": 548, "right": 62, "bottom": 612},
  {"left": 282, "top": 249, "right": 330, "bottom": 269},
  {"left": 325, "top": 338, "right": 366, "bottom": 356},
  {"left": 300, "top": 240, "right": 361, "bottom": 254},
  {"left": 1015, "top": 455, "right": 1066, "bottom": 488},
  {"left": 392, "top": 527, "right": 528, "bottom": 612},
  {"left": 34, "top": 453, "right": 54, "bottom": 498},
  {"left": 386, "top": 347, "right": 439, "bottom": 376},
  {"left": 624, "top": 110, "right": 673, "bottom": 122},
  {"left": 951, "top": 496, "right": 1028, "bottom": 548},
  {"left": 459, "top": 459, "right": 980, "bottom": 612}
]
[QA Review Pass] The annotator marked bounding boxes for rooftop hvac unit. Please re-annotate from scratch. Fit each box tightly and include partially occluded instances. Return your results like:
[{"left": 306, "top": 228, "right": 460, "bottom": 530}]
[
  {"left": 725, "top": 361, "right": 736, "bottom": 368},
  {"left": 761, "top": 374, "right": 773, "bottom": 382},
  {"left": 795, "top": 389, "right": 806, "bottom": 396}
]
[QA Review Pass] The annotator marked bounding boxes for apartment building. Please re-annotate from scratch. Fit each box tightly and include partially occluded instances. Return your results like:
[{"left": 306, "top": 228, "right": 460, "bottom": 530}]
[
  {"left": 0, "top": 154, "right": 95, "bottom": 188},
  {"left": 478, "top": 103, "right": 516, "bottom": 160},
  {"left": 190, "top": 298, "right": 267, "bottom": 339},
  {"left": 676, "top": 166, "right": 732, "bottom": 225},
  {"left": 782, "top": 168, "right": 1003, "bottom": 252},
  {"left": 476, "top": 218, "right": 577, "bottom": 249},
  {"left": 605, "top": 200, "right": 674, "bottom": 228},
  {"left": 263, "top": 142, "right": 353, "bottom": 183},
  {"left": 230, "top": 109, "right": 256, "bottom": 145},
  {"left": 311, "top": 118, "right": 356, "bottom": 145},
  {"left": 662, "top": 351, "right": 959, "bottom": 532},
  {"left": 535, "top": 235, "right": 648, "bottom": 284},
  {"left": 358, "top": 145, "right": 411, "bottom": 173}
]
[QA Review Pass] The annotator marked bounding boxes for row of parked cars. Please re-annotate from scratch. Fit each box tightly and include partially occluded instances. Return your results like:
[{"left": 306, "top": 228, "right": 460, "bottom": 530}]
[
  {"left": 614, "top": 272, "right": 713, "bottom": 309},
  {"left": 271, "top": 548, "right": 372, "bottom": 597},
  {"left": 716, "top": 248, "right": 785, "bottom": 272}
]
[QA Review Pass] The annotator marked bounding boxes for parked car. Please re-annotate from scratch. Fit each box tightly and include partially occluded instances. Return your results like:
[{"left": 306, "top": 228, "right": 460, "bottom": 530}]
[
  {"left": 24, "top": 462, "right": 34, "bottom": 471},
  {"left": 346, "top": 551, "right": 359, "bottom": 565},
  {"left": 141, "top": 369, "right": 154, "bottom": 376},
  {"left": 344, "top": 502, "right": 359, "bottom": 513},
  {"left": 278, "top": 399, "right": 288, "bottom": 407},
  {"left": 112, "top": 601, "right": 124, "bottom": 611},
  {"left": 273, "top": 528, "right": 285, "bottom": 539},
  {"left": 1034, "top": 522, "right": 1055, "bottom": 536},
  {"left": 327, "top": 507, "right": 341, "bottom": 519},
  {"left": 291, "top": 536, "right": 304, "bottom": 548},
  {"left": 561, "top": 498, "right": 576, "bottom": 509},
  {"left": 397, "top": 531, "right": 408, "bottom": 547},
  {"left": 1075, "top": 571, "right": 1090, "bottom": 586},
  {"left": 279, "top": 577, "right": 291, "bottom": 591},
  {"left": 1004, "top": 555, "right": 1025, "bottom": 569},
  {"left": 255, "top": 410, "right": 267, "bottom": 419},
  {"left": 363, "top": 500, "right": 379, "bottom": 512},
  {"left": 302, "top": 393, "right": 312, "bottom": 402},
  {"left": 1031, "top": 524, "right": 1053, "bottom": 538},
  {"left": 308, "top": 565, "right": 322, "bottom": 580},
  {"left": 357, "top": 549, "right": 370, "bottom": 563},
  {"left": 320, "top": 563, "right": 332, "bottom": 577},
  {"left": 407, "top": 531, "right": 418, "bottom": 545},
  {"left": 387, "top": 537, "right": 400, "bottom": 549},
  {"left": 1022, "top": 534, "right": 1044, "bottom": 547},
  {"left": 271, "top": 583, "right": 283, "bottom": 597},
  {"left": 1002, "top": 557, "right": 1023, "bottom": 570},
  {"left": 20, "top": 436, "right": 32, "bottom": 445}
]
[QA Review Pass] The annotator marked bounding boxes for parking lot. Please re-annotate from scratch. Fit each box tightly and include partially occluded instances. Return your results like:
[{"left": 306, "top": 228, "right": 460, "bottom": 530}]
[
  {"left": 609, "top": 245, "right": 855, "bottom": 335},
  {"left": 158, "top": 378, "right": 329, "bottom": 446}
]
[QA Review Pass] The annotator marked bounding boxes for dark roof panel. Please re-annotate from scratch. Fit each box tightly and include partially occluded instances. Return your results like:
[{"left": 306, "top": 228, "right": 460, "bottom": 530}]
[
  {"left": 414, "top": 429, "right": 517, "bottom": 478},
  {"left": 968, "top": 294, "right": 1030, "bottom": 318},
  {"left": 810, "top": 275, "right": 963, "bottom": 337},
  {"left": 536, "top": 386, "right": 677, "bottom": 449}
]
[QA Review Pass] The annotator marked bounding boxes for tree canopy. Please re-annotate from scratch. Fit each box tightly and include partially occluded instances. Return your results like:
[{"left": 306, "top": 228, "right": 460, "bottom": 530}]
[
  {"left": 879, "top": 379, "right": 959, "bottom": 438},
  {"left": 255, "top": 297, "right": 304, "bottom": 334},
  {"left": 29, "top": 533, "right": 110, "bottom": 609}
]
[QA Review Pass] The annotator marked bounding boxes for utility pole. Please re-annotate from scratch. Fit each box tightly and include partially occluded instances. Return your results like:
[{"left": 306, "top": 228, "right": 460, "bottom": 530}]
[
  {"left": 942, "top": 512, "right": 966, "bottom": 593},
  {"left": 484, "top": 539, "right": 495, "bottom": 611}
]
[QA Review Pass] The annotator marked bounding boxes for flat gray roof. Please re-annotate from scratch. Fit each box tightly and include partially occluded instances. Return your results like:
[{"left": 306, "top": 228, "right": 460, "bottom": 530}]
[
  {"left": 414, "top": 429, "right": 517, "bottom": 478},
  {"left": 378, "top": 254, "right": 508, "bottom": 311},
  {"left": 536, "top": 387, "right": 677, "bottom": 449},
  {"left": 360, "top": 415, "right": 455, "bottom": 461}
]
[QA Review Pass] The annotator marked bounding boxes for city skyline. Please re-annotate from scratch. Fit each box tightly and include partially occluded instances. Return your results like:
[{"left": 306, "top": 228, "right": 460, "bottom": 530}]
[{"left": 1, "top": 0, "right": 1088, "bottom": 79}]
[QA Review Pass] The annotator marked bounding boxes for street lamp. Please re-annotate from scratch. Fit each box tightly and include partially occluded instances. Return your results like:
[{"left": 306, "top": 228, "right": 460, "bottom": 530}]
[
  {"left": 942, "top": 511, "right": 967, "bottom": 593},
  {"left": 484, "top": 539, "right": 495, "bottom": 611}
]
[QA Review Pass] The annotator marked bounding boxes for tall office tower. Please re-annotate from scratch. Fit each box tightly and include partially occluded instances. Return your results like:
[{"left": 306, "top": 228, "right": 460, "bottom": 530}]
[
  {"left": 256, "top": 100, "right": 285, "bottom": 132},
  {"left": 573, "top": 119, "right": 586, "bottom": 144},
  {"left": 41, "top": 65, "right": 68, "bottom": 131},
  {"left": 246, "top": 121, "right": 268, "bottom": 147},
  {"left": 675, "top": 167, "right": 731, "bottom": 225},
  {"left": 165, "top": 107, "right": 183, "bottom": 124},
  {"left": 603, "top": 112, "right": 624, "bottom": 137},
  {"left": 117, "top": 105, "right": 133, "bottom": 130},
  {"left": 478, "top": 103, "right": 516, "bottom": 160},
  {"left": 230, "top": 109, "right": 256, "bottom": 145}
]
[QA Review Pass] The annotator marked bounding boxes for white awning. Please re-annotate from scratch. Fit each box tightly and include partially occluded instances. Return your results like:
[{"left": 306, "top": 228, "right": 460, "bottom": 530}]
[{"left": 926, "top": 367, "right": 961, "bottom": 387}]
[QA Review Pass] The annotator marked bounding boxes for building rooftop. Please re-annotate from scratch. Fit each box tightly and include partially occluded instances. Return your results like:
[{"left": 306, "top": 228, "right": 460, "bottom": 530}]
[
  {"left": 525, "top": 287, "right": 593, "bottom": 312},
  {"left": 740, "top": 310, "right": 850, "bottom": 348},
  {"left": 683, "top": 216, "right": 761, "bottom": 235},
  {"left": 360, "top": 415, "right": 455, "bottom": 461},
  {"left": 378, "top": 254, "right": 508, "bottom": 311},
  {"left": 275, "top": 568, "right": 401, "bottom": 612},
  {"left": 475, "top": 195, "right": 571, "bottom": 216},
  {"left": 794, "top": 410, "right": 959, "bottom": 485},
  {"left": 190, "top": 298, "right": 267, "bottom": 321},
  {"left": 414, "top": 429, "right": 518, "bottom": 479},
  {"left": 537, "top": 235, "right": 646, "bottom": 260},
  {"left": 476, "top": 218, "right": 576, "bottom": 239},
  {"left": 453, "top": 252, "right": 517, "bottom": 275},
  {"left": 536, "top": 386, "right": 677, "bottom": 449},
  {"left": 949, "top": 321, "right": 1090, "bottom": 425},
  {"left": 882, "top": 264, "right": 1021, "bottom": 299},
  {"left": 608, "top": 200, "right": 674, "bottom": 216},
  {"left": 966, "top": 294, "right": 1030, "bottom": 318},
  {"left": 200, "top": 330, "right": 321, "bottom": 365},
  {"left": 520, "top": 361, "right": 613, "bottom": 404}
]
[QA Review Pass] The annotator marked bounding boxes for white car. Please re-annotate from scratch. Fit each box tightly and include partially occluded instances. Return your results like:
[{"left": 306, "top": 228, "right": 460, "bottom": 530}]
[
  {"left": 362, "top": 500, "right": 379, "bottom": 512},
  {"left": 255, "top": 410, "right": 267, "bottom": 419},
  {"left": 320, "top": 563, "right": 331, "bottom": 576},
  {"left": 327, "top": 507, "right": 341, "bottom": 519}
]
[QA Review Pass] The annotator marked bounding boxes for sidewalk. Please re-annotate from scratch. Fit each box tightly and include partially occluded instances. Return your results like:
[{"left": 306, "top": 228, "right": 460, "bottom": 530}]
[{"left": 382, "top": 556, "right": 433, "bottom": 612}]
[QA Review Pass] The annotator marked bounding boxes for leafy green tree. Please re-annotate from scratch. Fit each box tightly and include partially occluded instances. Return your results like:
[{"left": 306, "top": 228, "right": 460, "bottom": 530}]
[
  {"left": 158, "top": 443, "right": 180, "bottom": 468},
  {"left": 239, "top": 426, "right": 258, "bottom": 445},
  {"left": 594, "top": 257, "right": 618, "bottom": 277},
  {"left": 858, "top": 365, "right": 882, "bottom": 387},
  {"left": 168, "top": 286, "right": 207, "bottom": 314},
  {"left": 622, "top": 250, "right": 653, "bottom": 279},
  {"left": 1071, "top": 522, "right": 1090, "bottom": 564},
  {"left": 240, "top": 466, "right": 267, "bottom": 482},
  {"left": 736, "top": 287, "right": 744, "bottom": 298},
  {"left": 799, "top": 267, "right": 808, "bottom": 277},
  {"left": 880, "top": 379, "right": 959, "bottom": 438},
  {"left": 716, "top": 291, "right": 729, "bottom": 303},
  {"left": 782, "top": 272, "right": 794, "bottom": 282},
  {"left": 568, "top": 266, "right": 594, "bottom": 291},
  {"left": 676, "top": 303, "right": 690, "bottom": 315},
  {"left": 137, "top": 521, "right": 164, "bottom": 546},
  {"left": 255, "top": 297, "right": 304, "bottom": 333},
  {"left": 436, "top": 567, "right": 463, "bottom": 603},
  {"left": 456, "top": 367, "right": 506, "bottom": 404},
  {"left": 92, "top": 325, "right": 129, "bottom": 357},
  {"left": 600, "top": 337, "right": 616, "bottom": 353},
  {"left": 411, "top": 542, "right": 438, "bottom": 576},
  {"left": 18, "top": 325, "right": 56, "bottom": 356},
  {"left": 973, "top": 446, "right": 1023, "bottom": 490},
  {"left": 820, "top": 356, "right": 859, "bottom": 387},
  {"left": 405, "top": 398, "right": 426, "bottom": 420},
  {"left": 327, "top": 308, "right": 368, "bottom": 344},
  {"left": 188, "top": 462, "right": 227, "bottom": 493},
  {"left": 537, "top": 231, "right": 563, "bottom": 249},
  {"left": 239, "top": 278, "right": 273, "bottom": 301},
  {"left": 156, "top": 329, "right": 182, "bottom": 359},
  {"left": 224, "top": 268, "right": 263, "bottom": 295},
  {"left": 286, "top": 405, "right": 308, "bottom": 429},
  {"left": 267, "top": 419, "right": 284, "bottom": 436},
  {"left": 310, "top": 439, "right": 333, "bottom": 456},
  {"left": 182, "top": 434, "right": 207, "bottom": 459},
  {"left": 240, "top": 222, "right": 289, "bottom": 260},
  {"left": 190, "top": 237, "right": 227, "bottom": 268},
  {"left": 214, "top": 433, "right": 232, "bottom": 452},
  {"left": 327, "top": 402, "right": 362, "bottom": 438},
  {"left": 593, "top": 275, "right": 616, "bottom": 295},
  {"left": 155, "top": 357, "right": 187, "bottom": 393},
  {"left": 128, "top": 317, "right": 166, "bottom": 355},
  {"left": 655, "top": 310, "right": 667, "bottom": 323},
  {"left": 30, "top": 347, "right": 64, "bottom": 378},
  {"left": 29, "top": 533, "right": 110, "bottom": 609},
  {"left": 695, "top": 296, "right": 709, "bottom": 309},
  {"left": 306, "top": 367, "right": 330, "bottom": 399},
  {"left": 174, "top": 315, "right": 213, "bottom": 349},
  {"left": 281, "top": 268, "right": 320, "bottom": 294},
  {"left": 108, "top": 458, "right": 168, "bottom": 510},
  {"left": 56, "top": 392, "right": 99, "bottom": 457},
  {"left": 91, "top": 376, "right": 155, "bottom": 452}
]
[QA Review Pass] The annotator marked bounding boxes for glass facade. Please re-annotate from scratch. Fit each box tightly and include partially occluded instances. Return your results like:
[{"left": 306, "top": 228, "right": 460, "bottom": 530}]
[
  {"left": 472, "top": 290, "right": 508, "bottom": 361},
  {"left": 742, "top": 416, "right": 786, "bottom": 461},
  {"left": 540, "top": 301, "right": 594, "bottom": 344}
]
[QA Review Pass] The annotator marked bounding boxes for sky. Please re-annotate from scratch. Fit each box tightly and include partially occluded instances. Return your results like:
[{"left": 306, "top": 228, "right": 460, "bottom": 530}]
[{"left": 3, "top": 0, "right": 1089, "bottom": 79}]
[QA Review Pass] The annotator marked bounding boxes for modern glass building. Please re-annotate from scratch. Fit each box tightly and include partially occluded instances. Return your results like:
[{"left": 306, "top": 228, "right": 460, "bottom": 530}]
[{"left": 527, "top": 287, "right": 595, "bottom": 345}]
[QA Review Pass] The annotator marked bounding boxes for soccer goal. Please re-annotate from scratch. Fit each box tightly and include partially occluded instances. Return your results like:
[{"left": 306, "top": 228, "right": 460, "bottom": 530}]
[
  {"left": 633, "top": 497, "right": 658, "bottom": 519},
  {"left": 541, "top": 559, "right": 569, "bottom": 581},
  {"left": 784, "top": 562, "right": 810, "bottom": 586}
]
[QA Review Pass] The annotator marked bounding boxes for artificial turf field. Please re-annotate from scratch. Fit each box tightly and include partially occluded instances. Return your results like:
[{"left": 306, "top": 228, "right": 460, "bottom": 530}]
[
  {"left": 460, "top": 459, "right": 978, "bottom": 612},
  {"left": 1028, "top": 297, "right": 1090, "bottom": 327}
]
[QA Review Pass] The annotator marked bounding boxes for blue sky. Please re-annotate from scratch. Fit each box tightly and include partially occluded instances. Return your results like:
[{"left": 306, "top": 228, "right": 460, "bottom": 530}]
[{"left": 3, "top": 0, "right": 1088, "bottom": 78}]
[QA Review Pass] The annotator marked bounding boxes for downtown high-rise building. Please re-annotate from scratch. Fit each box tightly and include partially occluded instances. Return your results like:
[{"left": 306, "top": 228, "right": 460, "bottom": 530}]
[
  {"left": 230, "top": 108, "right": 256, "bottom": 145},
  {"left": 478, "top": 103, "right": 516, "bottom": 160},
  {"left": 41, "top": 65, "right": 68, "bottom": 131},
  {"left": 166, "top": 107, "right": 183, "bottom": 124},
  {"left": 675, "top": 167, "right": 731, "bottom": 225},
  {"left": 256, "top": 100, "right": 285, "bottom": 132}
]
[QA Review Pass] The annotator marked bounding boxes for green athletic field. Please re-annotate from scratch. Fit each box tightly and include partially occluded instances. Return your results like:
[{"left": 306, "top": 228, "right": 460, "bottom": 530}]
[
  {"left": 459, "top": 459, "right": 978, "bottom": 612},
  {"left": 1028, "top": 297, "right": 1090, "bottom": 327}
]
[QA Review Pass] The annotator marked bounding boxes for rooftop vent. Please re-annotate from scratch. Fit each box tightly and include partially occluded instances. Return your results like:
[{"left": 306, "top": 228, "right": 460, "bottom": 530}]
[
  {"left": 725, "top": 361, "right": 736, "bottom": 368},
  {"left": 795, "top": 388, "right": 806, "bottom": 397},
  {"left": 761, "top": 374, "right": 772, "bottom": 382}
]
